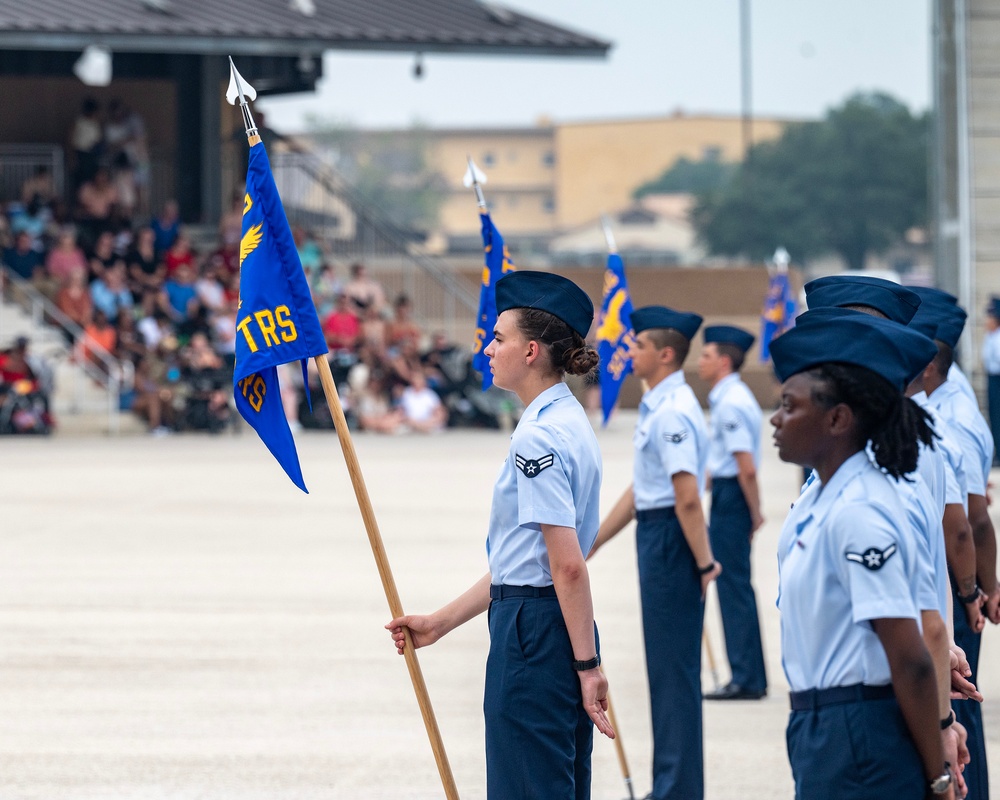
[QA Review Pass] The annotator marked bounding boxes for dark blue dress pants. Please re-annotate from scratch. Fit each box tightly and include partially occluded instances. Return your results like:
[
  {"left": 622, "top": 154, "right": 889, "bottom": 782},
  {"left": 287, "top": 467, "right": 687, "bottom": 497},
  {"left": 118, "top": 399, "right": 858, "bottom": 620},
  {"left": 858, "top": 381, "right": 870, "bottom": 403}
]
[
  {"left": 709, "top": 477, "right": 767, "bottom": 693},
  {"left": 485, "top": 593, "right": 594, "bottom": 800},
  {"left": 637, "top": 506, "right": 704, "bottom": 800}
]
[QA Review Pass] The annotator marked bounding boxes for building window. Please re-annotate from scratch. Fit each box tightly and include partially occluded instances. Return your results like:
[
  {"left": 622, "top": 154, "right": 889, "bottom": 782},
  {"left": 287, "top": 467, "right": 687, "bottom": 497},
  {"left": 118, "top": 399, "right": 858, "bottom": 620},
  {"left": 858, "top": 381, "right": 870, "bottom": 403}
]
[
  {"left": 542, "top": 196, "right": 555, "bottom": 213},
  {"left": 482, "top": 152, "right": 496, "bottom": 167},
  {"left": 542, "top": 151, "right": 555, "bottom": 167},
  {"left": 703, "top": 146, "right": 722, "bottom": 162}
]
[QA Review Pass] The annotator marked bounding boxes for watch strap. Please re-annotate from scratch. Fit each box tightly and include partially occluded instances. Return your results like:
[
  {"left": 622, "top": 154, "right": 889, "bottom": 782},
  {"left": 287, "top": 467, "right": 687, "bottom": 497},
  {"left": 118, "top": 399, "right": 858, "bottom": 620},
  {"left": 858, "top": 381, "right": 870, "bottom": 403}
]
[{"left": 572, "top": 655, "right": 601, "bottom": 671}]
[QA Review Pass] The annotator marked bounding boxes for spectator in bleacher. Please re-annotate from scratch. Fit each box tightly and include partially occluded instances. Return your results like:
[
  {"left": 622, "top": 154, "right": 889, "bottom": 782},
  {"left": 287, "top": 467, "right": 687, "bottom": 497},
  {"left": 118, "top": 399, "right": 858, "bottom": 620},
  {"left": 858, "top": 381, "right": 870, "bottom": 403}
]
[
  {"left": 103, "top": 100, "right": 149, "bottom": 216},
  {"left": 386, "top": 294, "right": 423, "bottom": 354},
  {"left": 387, "top": 337, "right": 424, "bottom": 389},
  {"left": 293, "top": 226, "right": 324, "bottom": 283},
  {"left": 163, "top": 261, "right": 199, "bottom": 324},
  {"left": 151, "top": 199, "right": 181, "bottom": 257},
  {"left": 86, "top": 230, "right": 117, "bottom": 283},
  {"left": 69, "top": 97, "right": 103, "bottom": 188},
  {"left": 110, "top": 152, "right": 137, "bottom": 223},
  {"left": 136, "top": 300, "right": 172, "bottom": 353},
  {"left": 178, "top": 332, "right": 231, "bottom": 432},
  {"left": 163, "top": 230, "right": 196, "bottom": 277},
  {"left": 20, "top": 166, "right": 57, "bottom": 207},
  {"left": 130, "top": 353, "right": 175, "bottom": 437},
  {"left": 399, "top": 368, "right": 448, "bottom": 434},
  {"left": 211, "top": 296, "right": 238, "bottom": 368},
  {"left": 115, "top": 311, "right": 146, "bottom": 363},
  {"left": 76, "top": 166, "right": 119, "bottom": 246},
  {"left": 45, "top": 228, "right": 88, "bottom": 287},
  {"left": 0, "top": 336, "right": 53, "bottom": 433},
  {"left": 344, "top": 262, "right": 387, "bottom": 318},
  {"left": 206, "top": 234, "right": 240, "bottom": 287},
  {"left": 322, "top": 292, "right": 361, "bottom": 355},
  {"left": 90, "top": 259, "right": 133, "bottom": 324},
  {"left": 55, "top": 266, "right": 93, "bottom": 344},
  {"left": 352, "top": 367, "right": 405, "bottom": 435},
  {"left": 360, "top": 302, "right": 388, "bottom": 357},
  {"left": 194, "top": 260, "right": 227, "bottom": 315},
  {"left": 126, "top": 227, "right": 164, "bottom": 296},
  {"left": 80, "top": 309, "right": 118, "bottom": 372},
  {"left": 2, "top": 230, "right": 43, "bottom": 282},
  {"left": 311, "top": 262, "right": 342, "bottom": 318},
  {"left": 9, "top": 194, "right": 53, "bottom": 253}
]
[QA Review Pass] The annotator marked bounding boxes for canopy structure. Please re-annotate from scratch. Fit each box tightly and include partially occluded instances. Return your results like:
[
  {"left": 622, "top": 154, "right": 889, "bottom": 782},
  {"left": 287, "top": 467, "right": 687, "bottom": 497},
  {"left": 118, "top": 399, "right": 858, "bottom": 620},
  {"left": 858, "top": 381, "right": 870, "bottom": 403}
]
[{"left": 0, "top": 0, "right": 609, "bottom": 219}]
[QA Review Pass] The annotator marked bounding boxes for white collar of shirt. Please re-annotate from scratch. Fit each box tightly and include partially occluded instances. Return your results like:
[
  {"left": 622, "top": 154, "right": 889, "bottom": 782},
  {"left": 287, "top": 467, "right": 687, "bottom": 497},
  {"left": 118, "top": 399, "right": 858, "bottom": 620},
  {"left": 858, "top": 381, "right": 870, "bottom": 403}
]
[
  {"left": 708, "top": 372, "right": 740, "bottom": 407},
  {"left": 519, "top": 381, "right": 572, "bottom": 425},
  {"left": 640, "top": 370, "right": 686, "bottom": 413},
  {"left": 927, "top": 380, "right": 959, "bottom": 407}
]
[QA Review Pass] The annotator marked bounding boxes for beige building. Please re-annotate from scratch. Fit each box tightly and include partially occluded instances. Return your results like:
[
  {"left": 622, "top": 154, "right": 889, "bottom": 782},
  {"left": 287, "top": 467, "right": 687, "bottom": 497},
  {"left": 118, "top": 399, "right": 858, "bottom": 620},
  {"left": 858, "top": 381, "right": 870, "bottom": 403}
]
[{"left": 414, "top": 112, "right": 791, "bottom": 253}]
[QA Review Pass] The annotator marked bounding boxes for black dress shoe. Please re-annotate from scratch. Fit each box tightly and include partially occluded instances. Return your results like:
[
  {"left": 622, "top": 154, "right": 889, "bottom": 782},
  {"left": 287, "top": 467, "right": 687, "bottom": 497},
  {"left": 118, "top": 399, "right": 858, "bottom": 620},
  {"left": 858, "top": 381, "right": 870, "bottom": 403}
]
[{"left": 704, "top": 682, "right": 766, "bottom": 700}]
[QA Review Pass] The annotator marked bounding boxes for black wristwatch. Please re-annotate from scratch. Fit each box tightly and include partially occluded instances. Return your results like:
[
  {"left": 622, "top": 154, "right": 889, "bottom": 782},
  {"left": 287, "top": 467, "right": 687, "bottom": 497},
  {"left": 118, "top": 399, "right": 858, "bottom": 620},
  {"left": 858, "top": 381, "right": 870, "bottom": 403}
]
[
  {"left": 572, "top": 655, "right": 601, "bottom": 671},
  {"left": 697, "top": 561, "right": 716, "bottom": 576},
  {"left": 956, "top": 585, "right": 981, "bottom": 605},
  {"left": 940, "top": 710, "right": 955, "bottom": 730},
  {"left": 929, "top": 769, "right": 952, "bottom": 796}
]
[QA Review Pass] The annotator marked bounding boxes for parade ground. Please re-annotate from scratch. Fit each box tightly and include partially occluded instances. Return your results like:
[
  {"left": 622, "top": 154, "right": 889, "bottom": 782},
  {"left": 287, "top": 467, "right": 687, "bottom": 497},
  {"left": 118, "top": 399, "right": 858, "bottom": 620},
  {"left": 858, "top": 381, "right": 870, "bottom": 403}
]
[{"left": 2, "top": 411, "right": 999, "bottom": 800}]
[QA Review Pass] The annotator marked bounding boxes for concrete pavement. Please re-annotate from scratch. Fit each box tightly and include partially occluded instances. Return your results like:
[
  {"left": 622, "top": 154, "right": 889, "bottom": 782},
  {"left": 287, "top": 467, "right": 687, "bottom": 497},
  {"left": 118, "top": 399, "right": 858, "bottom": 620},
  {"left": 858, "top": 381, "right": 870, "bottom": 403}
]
[{"left": 1, "top": 411, "right": 997, "bottom": 799}]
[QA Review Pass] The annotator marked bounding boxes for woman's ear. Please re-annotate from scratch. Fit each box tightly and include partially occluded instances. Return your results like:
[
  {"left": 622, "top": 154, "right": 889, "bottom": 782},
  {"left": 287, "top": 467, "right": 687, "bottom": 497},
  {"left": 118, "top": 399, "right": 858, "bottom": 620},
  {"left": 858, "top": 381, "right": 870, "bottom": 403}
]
[
  {"left": 525, "top": 340, "right": 540, "bottom": 365},
  {"left": 827, "top": 403, "right": 856, "bottom": 437}
]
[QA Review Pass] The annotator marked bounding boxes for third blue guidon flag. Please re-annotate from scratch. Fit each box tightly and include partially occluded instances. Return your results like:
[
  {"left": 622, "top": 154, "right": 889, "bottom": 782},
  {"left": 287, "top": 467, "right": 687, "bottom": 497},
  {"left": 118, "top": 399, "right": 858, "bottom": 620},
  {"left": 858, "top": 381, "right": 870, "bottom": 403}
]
[
  {"left": 471, "top": 211, "right": 516, "bottom": 390},
  {"left": 234, "top": 141, "right": 328, "bottom": 492},
  {"left": 759, "top": 270, "right": 796, "bottom": 362},
  {"left": 596, "top": 253, "right": 635, "bottom": 425}
]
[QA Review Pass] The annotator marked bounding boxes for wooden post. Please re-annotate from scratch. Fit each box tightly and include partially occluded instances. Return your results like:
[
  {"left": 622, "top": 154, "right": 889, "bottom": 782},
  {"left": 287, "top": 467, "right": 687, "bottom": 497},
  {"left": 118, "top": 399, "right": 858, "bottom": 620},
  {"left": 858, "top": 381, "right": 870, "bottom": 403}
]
[
  {"left": 602, "top": 673, "right": 635, "bottom": 800},
  {"left": 313, "top": 354, "right": 460, "bottom": 800}
]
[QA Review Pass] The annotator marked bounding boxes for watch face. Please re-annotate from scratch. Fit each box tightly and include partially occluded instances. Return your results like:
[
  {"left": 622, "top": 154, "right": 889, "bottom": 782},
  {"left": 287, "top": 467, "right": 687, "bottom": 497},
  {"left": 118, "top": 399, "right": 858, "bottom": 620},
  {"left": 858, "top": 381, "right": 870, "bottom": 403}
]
[{"left": 930, "top": 773, "right": 952, "bottom": 794}]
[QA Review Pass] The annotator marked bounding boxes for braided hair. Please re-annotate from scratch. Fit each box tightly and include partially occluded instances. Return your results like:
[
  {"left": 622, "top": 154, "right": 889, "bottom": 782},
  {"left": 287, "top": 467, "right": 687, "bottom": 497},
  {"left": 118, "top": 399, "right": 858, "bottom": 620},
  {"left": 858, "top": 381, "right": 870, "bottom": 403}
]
[
  {"left": 515, "top": 308, "right": 599, "bottom": 377},
  {"left": 806, "top": 363, "right": 936, "bottom": 480}
]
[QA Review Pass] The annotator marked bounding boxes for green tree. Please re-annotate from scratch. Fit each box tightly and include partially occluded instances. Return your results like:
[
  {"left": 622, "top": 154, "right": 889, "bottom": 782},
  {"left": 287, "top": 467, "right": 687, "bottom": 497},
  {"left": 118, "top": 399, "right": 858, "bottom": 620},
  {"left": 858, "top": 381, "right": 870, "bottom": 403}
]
[
  {"left": 633, "top": 155, "right": 736, "bottom": 197},
  {"left": 692, "top": 92, "right": 928, "bottom": 269}
]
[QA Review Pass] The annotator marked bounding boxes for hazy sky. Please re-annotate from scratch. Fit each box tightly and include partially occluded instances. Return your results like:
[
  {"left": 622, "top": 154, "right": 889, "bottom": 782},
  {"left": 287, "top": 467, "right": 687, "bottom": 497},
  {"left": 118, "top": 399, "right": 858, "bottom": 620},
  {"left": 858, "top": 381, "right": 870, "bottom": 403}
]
[{"left": 258, "top": 0, "right": 931, "bottom": 132}]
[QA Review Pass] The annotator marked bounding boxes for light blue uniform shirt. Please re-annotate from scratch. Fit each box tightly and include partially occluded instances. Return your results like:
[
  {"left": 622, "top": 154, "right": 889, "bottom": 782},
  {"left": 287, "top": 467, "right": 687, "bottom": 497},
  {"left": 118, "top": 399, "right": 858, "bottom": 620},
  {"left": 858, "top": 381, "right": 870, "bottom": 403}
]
[
  {"left": 913, "top": 394, "right": 968, "bottom": 510},
  {"left": 984, "top": 329, "right": 1000, "bottom": 376},
  {"left": 925, "top": 380, "right": 994, "bottom": 497},
  {"left": 633, "top": 370, "right": 709, "bottom": 511},
  {"left": 706, "top": 373, "right": 761, "bottom": 478},
  {"left": 487, "top": 382, "right": 602, "bottom": 587},
  {"left": 778, "top": 452, "right": 920, "bottom": 692},
  {"left": 949, "top": 363, "right": 978, "bottom": 406}
]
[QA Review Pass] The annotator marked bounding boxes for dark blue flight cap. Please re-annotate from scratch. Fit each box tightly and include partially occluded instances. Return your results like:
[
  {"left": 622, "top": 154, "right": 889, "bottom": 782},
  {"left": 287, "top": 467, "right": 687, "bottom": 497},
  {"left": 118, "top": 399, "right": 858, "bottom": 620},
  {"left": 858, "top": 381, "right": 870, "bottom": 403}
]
[
  {"left": 909, "top": 285, "right": 959, "bottom": 307},
  {"left": 703, "top": 324, "right": 755, "bottom": 353},
  {"left": 910, "top": 299, "right": 966, "bottom": 348},
  {"left": 770, "top": 312, "right": 937, "bottom": 391},
  {"left": 630, "top": 305, "right": 703, "bottom": 340},
  {"left": 804, "top": 275, "right": 921, "bottom": 324},
  {"left": 495, "top": 270, "right": 594, "bottom": 338},
  {"left": 988, "top": 296, "right": 1000, "bottom": 320}
]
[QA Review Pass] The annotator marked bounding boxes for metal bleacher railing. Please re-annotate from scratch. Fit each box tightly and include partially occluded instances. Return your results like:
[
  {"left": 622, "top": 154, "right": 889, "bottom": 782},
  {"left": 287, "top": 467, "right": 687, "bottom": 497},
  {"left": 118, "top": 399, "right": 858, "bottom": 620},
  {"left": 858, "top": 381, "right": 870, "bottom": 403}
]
[{"left": 1, "top": 267, "right": 133, "bottom": 434}]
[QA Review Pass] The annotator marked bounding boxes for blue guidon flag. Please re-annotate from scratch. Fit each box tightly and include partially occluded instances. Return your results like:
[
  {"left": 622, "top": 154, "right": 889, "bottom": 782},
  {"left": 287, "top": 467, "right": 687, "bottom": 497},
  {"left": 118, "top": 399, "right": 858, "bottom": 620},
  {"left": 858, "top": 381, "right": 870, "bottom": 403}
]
[
  {"left": 471, "top": 211, "right": 516, "bottom": 390},
  {"left": 234, "top": 141, "right": 328, "bottom": 492},
  {"left": 596, "top": 252, "right": 636, "bottom": 425},
  {"left": 760, "top": 271, "right": 795, "bottom": 363}
]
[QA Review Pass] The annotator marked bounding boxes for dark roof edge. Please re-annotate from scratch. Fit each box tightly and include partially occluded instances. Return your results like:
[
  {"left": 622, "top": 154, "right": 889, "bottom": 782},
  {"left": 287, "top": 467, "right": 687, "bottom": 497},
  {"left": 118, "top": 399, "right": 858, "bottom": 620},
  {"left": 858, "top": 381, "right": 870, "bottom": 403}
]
[{"left": 0, "top": 33, "right": 610, "bottom": 59}]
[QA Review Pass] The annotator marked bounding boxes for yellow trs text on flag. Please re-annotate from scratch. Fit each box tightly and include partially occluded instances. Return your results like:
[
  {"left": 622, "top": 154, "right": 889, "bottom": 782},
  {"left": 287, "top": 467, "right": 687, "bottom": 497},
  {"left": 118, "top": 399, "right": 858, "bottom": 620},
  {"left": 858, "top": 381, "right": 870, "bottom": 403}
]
[
  {"left": 237, "top": 373, "right": 267, "bottom": 413},
  {"left": 236, "top": 304, "right": 298, "bottom": 354}
]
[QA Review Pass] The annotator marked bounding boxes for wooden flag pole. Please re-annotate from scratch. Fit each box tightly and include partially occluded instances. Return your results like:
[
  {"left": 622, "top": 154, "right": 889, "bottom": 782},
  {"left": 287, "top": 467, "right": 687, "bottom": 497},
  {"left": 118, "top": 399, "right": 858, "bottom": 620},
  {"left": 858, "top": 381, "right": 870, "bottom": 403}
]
[
  {"left": 313, "top": 355, "right": 460, "bottom": 800},
  {"left": 601, "top": 669, "right": 636, "bottom": 800},
  {"left": 228, "top": 57, "right": 458, "bottom": 799}
]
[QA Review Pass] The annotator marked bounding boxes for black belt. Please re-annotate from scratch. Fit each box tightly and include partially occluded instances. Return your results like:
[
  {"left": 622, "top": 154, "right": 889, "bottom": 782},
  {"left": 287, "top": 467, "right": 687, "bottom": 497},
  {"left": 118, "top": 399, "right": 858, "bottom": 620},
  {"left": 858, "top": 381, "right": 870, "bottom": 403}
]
[
  {"left": 635, "top": 506, "right": 677, "bottom": 523},
  {"left": 490, "top": 584, "right": 557, "bottom": 600},
  {"left": 789, "top": 683, "right": 894, "bottom": 711}
]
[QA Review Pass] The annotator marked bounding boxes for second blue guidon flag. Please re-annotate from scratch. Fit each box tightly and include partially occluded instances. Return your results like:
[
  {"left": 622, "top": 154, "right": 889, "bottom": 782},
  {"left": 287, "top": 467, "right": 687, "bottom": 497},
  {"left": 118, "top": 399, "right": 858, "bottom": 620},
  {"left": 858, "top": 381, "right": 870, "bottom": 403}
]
[
  {"left": 234, "top": 141, "right": 327, "bottom": 492},
  {"left": 472, "top": 211, "right": 516, "bottom": 390},
  {"left": 596, "top": 253, "right": 635, "bottom": 425},
  {"left": 759, "top": 271, "right": 796, "bottom": 362}
]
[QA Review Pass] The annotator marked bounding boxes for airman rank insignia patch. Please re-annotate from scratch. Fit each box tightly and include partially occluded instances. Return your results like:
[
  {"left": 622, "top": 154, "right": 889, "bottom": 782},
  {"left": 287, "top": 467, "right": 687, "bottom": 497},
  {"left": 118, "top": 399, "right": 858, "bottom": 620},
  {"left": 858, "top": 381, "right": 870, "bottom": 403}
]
[
  {"left": 516, "top": 453, "right": 554, "bottom": 478},
  {"left": 723, "top": 419, "right": 741, "bottom": 432},
  {"left": 663, "top": 430, "right": 688, "bottom": 444},
  {"left": 845, "top": 544, "right": 897, "bottom": 571}
]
